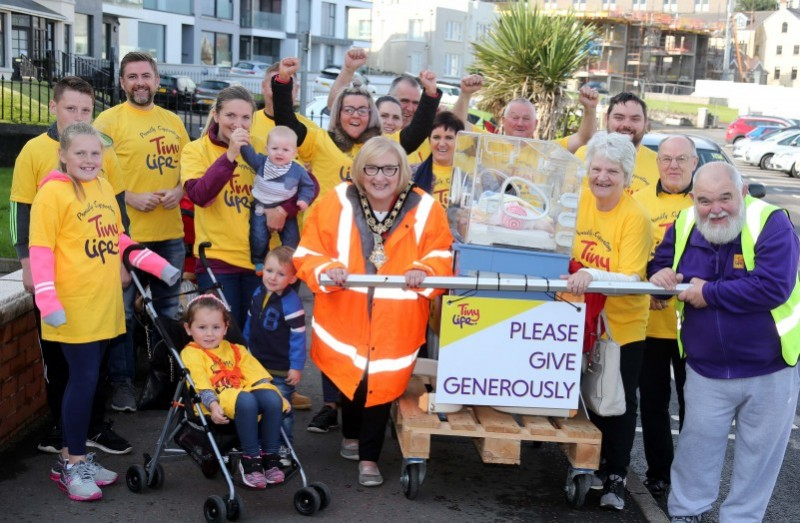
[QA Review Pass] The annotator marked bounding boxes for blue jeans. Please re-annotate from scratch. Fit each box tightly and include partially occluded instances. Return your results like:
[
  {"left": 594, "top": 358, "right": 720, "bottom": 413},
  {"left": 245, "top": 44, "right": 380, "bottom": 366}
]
[
  {"left": 111, "top": 238, "right": 185, "bottom": 383},
  {"left": 196, "top": 270, "right": 260, "bottom": 329},
  {"left": 233, "top": 388, "right": 284, "bottom": 457},
  {"left": 270, "top": 375, "right": 295, "bottom": 444},
  {"left": 249, "top": 204, "right": 300, "bottom": 266}
]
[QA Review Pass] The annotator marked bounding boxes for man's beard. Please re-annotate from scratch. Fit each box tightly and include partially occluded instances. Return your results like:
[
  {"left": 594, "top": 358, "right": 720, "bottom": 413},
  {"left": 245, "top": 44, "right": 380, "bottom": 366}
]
[
  {"left": 128, "top": 87, "right": 153, "bottom": 107},
  {"left": 696, "top": 203, "right": 745, "bottom": 245}
]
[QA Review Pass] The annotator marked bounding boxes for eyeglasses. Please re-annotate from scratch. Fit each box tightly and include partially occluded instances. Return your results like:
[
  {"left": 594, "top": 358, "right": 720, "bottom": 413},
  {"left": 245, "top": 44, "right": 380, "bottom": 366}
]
[
  {"left": 363, "top": 164, "right": 400, "bottom": 177},
  {"left": 342, "top": 106, "right": 370, "bottom": 116},
  {"left": 658, "top": 155, "right": 694, "bottom": 167}
]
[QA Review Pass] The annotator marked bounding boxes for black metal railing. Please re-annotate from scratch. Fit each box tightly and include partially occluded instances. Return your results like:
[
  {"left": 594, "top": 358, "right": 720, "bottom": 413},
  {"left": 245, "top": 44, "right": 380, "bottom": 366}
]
[{"left": 0, "top": 75, "right": 208, "bottom": 139}]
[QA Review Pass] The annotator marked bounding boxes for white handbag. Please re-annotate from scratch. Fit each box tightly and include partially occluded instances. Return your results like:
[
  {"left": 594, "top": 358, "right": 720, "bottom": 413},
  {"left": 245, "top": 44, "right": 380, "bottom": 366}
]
[{"left": 581, "top": 312, "right": 626, "bottom": 417}]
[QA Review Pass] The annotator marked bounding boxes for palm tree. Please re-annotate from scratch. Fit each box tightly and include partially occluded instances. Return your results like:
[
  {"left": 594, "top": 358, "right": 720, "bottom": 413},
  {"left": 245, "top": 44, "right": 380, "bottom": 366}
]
[{"left": 471, "top": 2, "right": 596, "bottom": 140}]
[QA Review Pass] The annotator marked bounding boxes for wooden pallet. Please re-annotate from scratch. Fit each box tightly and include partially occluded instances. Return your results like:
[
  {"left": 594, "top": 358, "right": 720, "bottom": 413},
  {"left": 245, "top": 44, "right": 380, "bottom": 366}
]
[{"left": 391, "top": 376, "right": 601, "bottom": 469}]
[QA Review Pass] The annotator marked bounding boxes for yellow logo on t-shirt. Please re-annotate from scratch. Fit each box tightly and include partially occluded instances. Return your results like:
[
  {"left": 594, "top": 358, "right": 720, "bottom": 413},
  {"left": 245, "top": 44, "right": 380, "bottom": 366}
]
[{"left": 733, "top": 254, "right": 745, "bottom": 269}]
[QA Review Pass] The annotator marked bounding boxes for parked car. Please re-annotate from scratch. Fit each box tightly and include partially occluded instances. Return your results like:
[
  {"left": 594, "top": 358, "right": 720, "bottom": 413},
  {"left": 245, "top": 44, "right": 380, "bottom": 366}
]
[
  {"left": 193, "top": 79, "right": 241, "bottom": 111},
  {"left": 437, "top": 83, "right": 461, "bottom": 107},
  {"left": 732, "top": 125, "right": 783, "bottom": 159},
  {"left": 743, "top": 130, "right": 800, "bottom": 169},
  {"left": 230, "top": 60, "right": 270, "bottom": 77},
  {"left": 313, "top": 66, "right": 377, "bottom": 94},
  {"left": 154, "top": 74, "right": 196, "bottom": 110},
  {"left": 725, "top": 115, "right": 796, "bottom": 144},
  {"left": 304, "top": 95, "right": 331, "bottom": 129},
  {"left": 467, "top": 107, "right": 498, "bottom": 133},
  {"left": 769, "top": 149, "right": 800, "bottom": 177},
  {"left": 641, "top": 132, "right": 765, "bottom": 197}
]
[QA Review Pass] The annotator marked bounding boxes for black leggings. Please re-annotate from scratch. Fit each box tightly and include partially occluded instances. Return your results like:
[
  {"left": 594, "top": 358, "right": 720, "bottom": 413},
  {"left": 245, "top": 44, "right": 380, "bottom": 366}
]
[
  {"left": 61, "top": 340, "right": 109, "bottom": 456},
  {"left": 340, "top": 377, "right": 392, "bottom": 462},
  {"left": 589, "top": 340, "right": 645, "bottom": 478}
]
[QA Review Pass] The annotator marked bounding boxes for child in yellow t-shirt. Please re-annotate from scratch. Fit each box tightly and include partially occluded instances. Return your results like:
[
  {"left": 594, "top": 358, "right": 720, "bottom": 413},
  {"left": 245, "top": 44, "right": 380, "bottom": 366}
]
[
  {"left": 29, "top": 122, "right": 180, "bottom": 502},
  {"left": 181, "top": 294, "right": 290, "bottom": 489}
]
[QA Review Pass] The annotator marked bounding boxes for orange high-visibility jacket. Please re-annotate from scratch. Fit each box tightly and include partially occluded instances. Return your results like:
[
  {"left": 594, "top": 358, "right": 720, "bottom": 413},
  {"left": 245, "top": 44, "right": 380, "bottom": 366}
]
[{"left": 295, "top": 183, "right": 454, "bottom": 406}]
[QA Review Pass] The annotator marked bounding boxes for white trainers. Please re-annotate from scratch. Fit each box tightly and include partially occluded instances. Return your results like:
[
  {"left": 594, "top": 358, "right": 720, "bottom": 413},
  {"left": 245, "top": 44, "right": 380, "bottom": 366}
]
[
  {"left": 85, "top": 453, "right": 118, "bottom": 486},
  {"left": 59, "top": 461, "right": 102, "bottom": 501}
]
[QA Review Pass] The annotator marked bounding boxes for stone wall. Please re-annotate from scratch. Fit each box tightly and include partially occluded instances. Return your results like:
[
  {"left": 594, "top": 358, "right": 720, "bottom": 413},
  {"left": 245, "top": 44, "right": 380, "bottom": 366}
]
[{"left": 0, "top": 270, "right": 46, "bottom": 449}]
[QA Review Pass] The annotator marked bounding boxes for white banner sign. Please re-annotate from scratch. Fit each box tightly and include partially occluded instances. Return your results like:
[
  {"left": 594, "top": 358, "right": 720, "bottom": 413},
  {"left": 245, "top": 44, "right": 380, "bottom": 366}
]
[{"left": 437, "top": 297, "right": 585, "bottom": 410}]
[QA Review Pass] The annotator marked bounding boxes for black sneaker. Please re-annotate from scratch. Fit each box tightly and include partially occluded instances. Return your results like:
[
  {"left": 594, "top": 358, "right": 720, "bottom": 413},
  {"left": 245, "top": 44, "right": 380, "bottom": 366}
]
[
  {"left": 86, "top": 421, "right": 133, "bottom": 455},
  {"left": 307, "top": 405, "right": 339, "bottom": 433},
  {"left": 600, "top": 474, "right": 626, "bottom": 510},
  {"left": 37, "top": 424, "right": 63, "bottom": 454},
  {"left": 644, "top": 478, "right": 670, "bottom": 498}
]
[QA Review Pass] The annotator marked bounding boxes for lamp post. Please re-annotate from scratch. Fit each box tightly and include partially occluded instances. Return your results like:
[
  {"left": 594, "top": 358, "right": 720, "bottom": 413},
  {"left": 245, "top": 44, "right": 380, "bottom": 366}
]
[{"left": 722, "top": 0, "right": 735, "bottom": 80}]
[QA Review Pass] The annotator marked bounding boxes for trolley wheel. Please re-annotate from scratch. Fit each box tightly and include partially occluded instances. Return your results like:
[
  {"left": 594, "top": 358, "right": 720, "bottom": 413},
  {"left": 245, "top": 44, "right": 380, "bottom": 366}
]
[
  {"left": 126, "top": 464, "right": 146, "bottom": 493},
  {"left": 149, "top": 463, "right": 165, "bottom": 490},
  {"left": 226, "top": 492, "right": 246, "bottom": 522},
  {"left": 565, "top": 474, "right": 591, "bottom": 508},
  {"left": 204, "top": 495, "right": 227, "bottom": 523},
  {"left": 294, "top": 486, "right": 322, "bottom": 516},
  {"left": 401, "top": 463, "right": 422, "bottom": 500},
  {"left": 309, "top": 482, "right": 331, "bottom": 510}
]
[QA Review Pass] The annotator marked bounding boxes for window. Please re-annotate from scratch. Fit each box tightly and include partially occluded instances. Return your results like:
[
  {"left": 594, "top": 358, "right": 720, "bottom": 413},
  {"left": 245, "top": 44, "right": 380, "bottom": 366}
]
[
  {"left": 324, "top": 45, "right": 334, "bottom": 67},
  {"left": 782, "top": 22, "right": 788, "bottom": 33},
  {"left": 445, "top": 21, "right": 462, "bottom": 41},
  {"left": 544, "top": 0, "right": 558, "bottom": 8},
  {"left": 12, "top": 14, "right": 30, "bottom": 57},
  {"left": 602, "top": 0, "right": 617, "bottom": 9},
  {"left": 0, "top": 15, "right": 4, "bottom": 67},
  {"left": 694, "top": 0, "right": 709, "bottom": 12},
  {"left": 74, "top": 14, "right": 91, "bottom": 56},
  {"left": 794, "top": 45, "right": 799, "bottom": 55},
  {"left": 774, "top": 67, "right": 781, "bottom": 80},
  {"left": 202, "top": 0, "right": 232, "bottom": 20},
  {"left": 777, "top": 45, "right": 783, "bottom": 55},
  {"left": 138, "top": 22, "right": 165, "bottom": 62},
  {"left": 200, "top": 30, "right": 231, "bottom": 66},
  {"left": 793, "top": 68, "right": 798, "bottom": 80},
  {"left": 321, "top": 2, "right": 335, "bottom": 37},
  {"left": 575, "top": 0, "right": 586, "bottom": 10},
  {"left": 444, "top": 53, "right": 460, "bottom": 77},
  {"left": 663, "top": 0, "right": 677, "bottom": 12},
  {"left": 408, "top": 52, "right": 422, "bottom": 74},
  {"left": 409, "top": 19, "right": 423, "bottom": 41},
  {"left": 145, "top": 0, "right": 193, "bottom": 15}
]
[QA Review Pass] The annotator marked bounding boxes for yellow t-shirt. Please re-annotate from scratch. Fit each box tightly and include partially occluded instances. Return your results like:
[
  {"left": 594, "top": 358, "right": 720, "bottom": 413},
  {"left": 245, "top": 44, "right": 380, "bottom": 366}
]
[
  {"left": 94, "top": 103, "right": 190, "bottom": 242},
  {"left": 431, "top": 162, "right": 452, "bottom": 207},
  {"left": 180, "top": 340, "right": 287, "bottom": 417},
  {"left": 567, "top": 139, "right": 659, "bottom": 195},
  {"left": 180, "top": 134, "right": 262, "bottom": 270},
  {"left": 573, "top": 192, "right": 652, "bottom": 346},
  {"left": 29, "top": 176, "right": 125, "bottom": 343},
  {"left": 11, "top": 132, "right": 125, "bottom": 204},
  {"left": 408, "top": 140, "right": 431, "bottom": 168},
  {"left": 634, "top": 186, "right": 694, "bottom": 339}
]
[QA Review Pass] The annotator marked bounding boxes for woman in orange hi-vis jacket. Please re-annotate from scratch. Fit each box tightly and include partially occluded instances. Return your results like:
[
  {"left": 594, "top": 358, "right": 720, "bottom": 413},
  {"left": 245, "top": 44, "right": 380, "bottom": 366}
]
[{"left": 294, "top": 136, "right": 453, "bottom": 488}]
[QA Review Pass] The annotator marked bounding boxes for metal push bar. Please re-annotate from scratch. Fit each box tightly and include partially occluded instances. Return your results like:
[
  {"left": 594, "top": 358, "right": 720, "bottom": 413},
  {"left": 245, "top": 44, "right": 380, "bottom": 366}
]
[{"left": 319, "top": 274, "right": 689, "bottom": 296}]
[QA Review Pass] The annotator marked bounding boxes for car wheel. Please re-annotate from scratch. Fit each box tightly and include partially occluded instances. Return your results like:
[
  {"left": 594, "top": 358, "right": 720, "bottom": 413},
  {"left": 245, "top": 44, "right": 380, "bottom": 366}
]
[
  {"left": 792, "top": 162, "right": 799, "bottom": 178},
  {"left": 759, "top": 153, "right": 774, "bottom": 170}
]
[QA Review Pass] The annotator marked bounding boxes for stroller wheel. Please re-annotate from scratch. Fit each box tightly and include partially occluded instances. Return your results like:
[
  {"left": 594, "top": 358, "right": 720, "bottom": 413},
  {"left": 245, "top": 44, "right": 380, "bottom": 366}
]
[
  {"left": 203, "top": 495, "right": 226, "bottom": 523},
  {"left": 293, "top": 486, "right": 321, "bottom": 516},
  {"left": 126, "top": 464, "right": 146, "bottom": 493},
  {"left": 309, "top": 482, "right": 331, "bottom": 510},
  {"left": 226, "top": 492, "right": 246, "bottom": 522}
]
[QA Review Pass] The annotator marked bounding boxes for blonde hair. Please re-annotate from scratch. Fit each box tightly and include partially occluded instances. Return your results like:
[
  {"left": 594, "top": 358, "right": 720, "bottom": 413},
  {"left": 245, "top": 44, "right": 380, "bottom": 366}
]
[
  {"left": 268, "top": 125, "right": 298, "bottom": 147},
  {"left": 350, "top": 137, "right": 411, "bottom": 195},
  {"left": 58, "top": 122, "right": 103, "bottom": 201},
  {"left": 266, "top": 245, "right": 297, "bottom": 272}
]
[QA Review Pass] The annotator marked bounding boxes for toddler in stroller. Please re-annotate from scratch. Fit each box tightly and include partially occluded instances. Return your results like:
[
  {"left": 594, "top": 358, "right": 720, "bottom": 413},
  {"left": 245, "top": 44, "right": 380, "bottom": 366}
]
[{"left": 181, "top": 294, "right": 289, "bottom": 488}]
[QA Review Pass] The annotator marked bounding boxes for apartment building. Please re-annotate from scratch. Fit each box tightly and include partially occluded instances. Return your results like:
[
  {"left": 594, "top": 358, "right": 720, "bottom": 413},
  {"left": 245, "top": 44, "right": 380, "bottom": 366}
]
[
  {"left": 0, "top": 0, "right": 371, "bottom": 77},
  {"left": 368, "top": 0, "right": 496, "bottom": 83},
  {"left": 754, "top": 1, "right": 800, "bottom": 87}
]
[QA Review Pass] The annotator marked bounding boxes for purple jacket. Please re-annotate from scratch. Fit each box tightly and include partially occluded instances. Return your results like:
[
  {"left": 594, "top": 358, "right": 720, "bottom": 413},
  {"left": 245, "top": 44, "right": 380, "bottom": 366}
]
[{"left": 649, "top": 210, "right": 798, "bottom": 379}]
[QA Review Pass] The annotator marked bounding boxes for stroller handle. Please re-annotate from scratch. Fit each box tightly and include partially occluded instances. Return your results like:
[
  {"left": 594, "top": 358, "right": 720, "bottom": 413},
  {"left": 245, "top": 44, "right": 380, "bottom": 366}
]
[
  {"left": 122, "top": 244, "right": 147, "bottom": 273},
  {"left": 198, "top": 241, "right": 212, "bottom": 269}
]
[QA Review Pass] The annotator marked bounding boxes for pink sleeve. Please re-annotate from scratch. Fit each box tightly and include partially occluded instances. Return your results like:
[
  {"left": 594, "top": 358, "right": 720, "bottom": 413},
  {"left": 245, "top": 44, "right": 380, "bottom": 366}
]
[
  {"left": 119, "top": 234, "right": 181, "bottom": 285},
  {"left": 30, "top": 245, "right": 63, "bottom": 317}
]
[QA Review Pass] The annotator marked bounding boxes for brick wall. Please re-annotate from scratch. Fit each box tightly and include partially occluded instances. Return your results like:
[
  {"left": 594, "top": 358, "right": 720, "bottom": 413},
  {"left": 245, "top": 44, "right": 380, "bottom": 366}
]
[{"left": 0, "top": 273, "right": 46, "bottom": 449}]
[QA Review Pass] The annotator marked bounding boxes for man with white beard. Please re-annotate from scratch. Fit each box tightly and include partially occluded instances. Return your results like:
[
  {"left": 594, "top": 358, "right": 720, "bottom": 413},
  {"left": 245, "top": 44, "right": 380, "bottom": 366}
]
[{"left": 648, "top": 162, "right": 800, "bottom": 523}]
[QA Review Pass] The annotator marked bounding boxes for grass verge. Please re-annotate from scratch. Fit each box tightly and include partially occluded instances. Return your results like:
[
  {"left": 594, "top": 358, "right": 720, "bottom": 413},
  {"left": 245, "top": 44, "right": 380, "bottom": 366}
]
[{"left": 0, "top": 167, "right": 14, "bottom": 258}]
